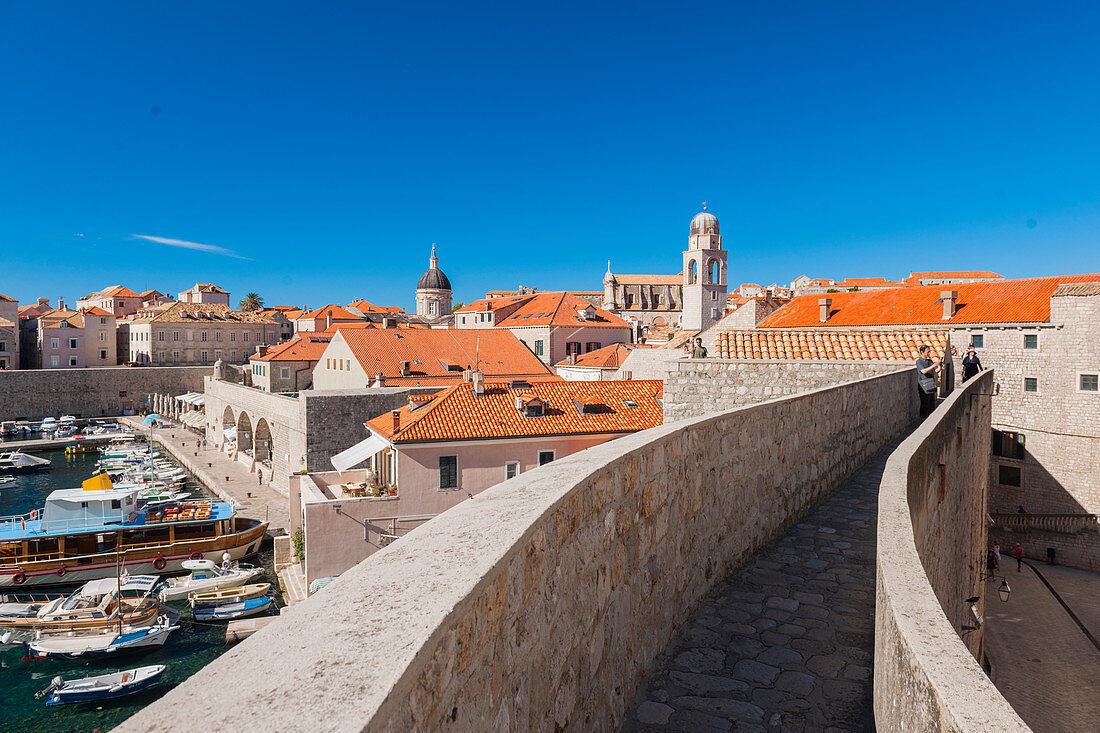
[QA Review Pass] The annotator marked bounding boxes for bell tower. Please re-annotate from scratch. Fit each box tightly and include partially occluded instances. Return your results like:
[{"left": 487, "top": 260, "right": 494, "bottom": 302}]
[{"left": 681, "top": 203, "right": 727, "bottom": 331}]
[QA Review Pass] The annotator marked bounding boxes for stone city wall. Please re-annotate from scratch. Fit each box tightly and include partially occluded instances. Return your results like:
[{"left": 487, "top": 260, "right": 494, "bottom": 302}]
[
  {"left": 0, "top": 366, "right": 209, "bottom": 421},
  {"left": 118, "top": 368, "right": 915, "bottom": 733},
  {"left": 874, "top": 370, "right": 1029, "bottom": 732},
  {"left": 989, "top": 514, "right": 1100, "bottom": 573},
  {"left": 663, "top": 359, "right": 910, "bottom": 421}
]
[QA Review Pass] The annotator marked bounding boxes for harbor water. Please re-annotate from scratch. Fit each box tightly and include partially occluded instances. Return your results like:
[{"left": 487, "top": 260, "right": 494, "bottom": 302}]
[{"left": 0, "top": 447, "right": 280, "bottom": 733}]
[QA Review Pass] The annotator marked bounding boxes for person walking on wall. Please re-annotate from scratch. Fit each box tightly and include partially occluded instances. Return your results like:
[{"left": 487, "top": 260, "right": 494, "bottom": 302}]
[
  {"left": 962, "top": 348, "right": 983, "bottom": 381},
  {"left": 1014, "top": 542, "right": 1024, "bottom": 572},
  {"left": 692, "top": 338, "right": 708, "bottom": 359},
  {"left": 915, "top": 345, "right": 941, "bottom": 420},
  {"left": 992, "top": 542, "right": 1002, "bottom": 571},
  {"left": 986, "top": 548, "right": 998, "bottom": 579}
]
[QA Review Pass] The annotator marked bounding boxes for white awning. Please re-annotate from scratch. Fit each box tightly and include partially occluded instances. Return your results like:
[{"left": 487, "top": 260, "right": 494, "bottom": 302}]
[{"left": 330, "top": 433, "right": 389, "bottom": 472}]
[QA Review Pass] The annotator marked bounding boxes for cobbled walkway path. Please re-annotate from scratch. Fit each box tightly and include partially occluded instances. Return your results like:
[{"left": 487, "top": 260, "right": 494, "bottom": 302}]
[{"left": 623, "top": 445, "right": 892, "bottom": 733}]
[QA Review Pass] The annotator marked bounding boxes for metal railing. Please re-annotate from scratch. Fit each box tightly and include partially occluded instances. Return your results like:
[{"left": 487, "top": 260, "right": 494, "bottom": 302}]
[{"left": 990, "top": 513, "right": 1100, "bottom": 535}]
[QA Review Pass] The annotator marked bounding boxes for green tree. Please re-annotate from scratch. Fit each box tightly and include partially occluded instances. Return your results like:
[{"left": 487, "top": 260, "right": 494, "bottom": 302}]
[
  {"left": 451, "top": 302, "right": 465, "bottom": 313},
  {"left": 239, "top": 292, "right": 265, "bottom": 311}
]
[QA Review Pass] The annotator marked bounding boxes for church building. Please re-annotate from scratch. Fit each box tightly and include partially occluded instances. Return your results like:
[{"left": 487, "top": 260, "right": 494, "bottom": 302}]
[{"left": 415, "top": 244, "right": 454, "bottom": 327}]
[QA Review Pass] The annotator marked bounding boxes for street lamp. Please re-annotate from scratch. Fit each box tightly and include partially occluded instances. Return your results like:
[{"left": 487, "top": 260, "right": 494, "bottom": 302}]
[{"left": 998, "top": 578, "right": 1011, "bottom": 603}]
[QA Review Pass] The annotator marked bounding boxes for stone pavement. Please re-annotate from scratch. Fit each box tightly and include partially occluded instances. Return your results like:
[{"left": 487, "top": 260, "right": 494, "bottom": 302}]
[
  {"left": 623, "top": 446, "right": 889, "bottom": 732},
  {"left": 984, "top": 562, "right": 1100, "bottom": 732},
  {"left": 119, "top": 416, "right": 289, "bottom": 534}
]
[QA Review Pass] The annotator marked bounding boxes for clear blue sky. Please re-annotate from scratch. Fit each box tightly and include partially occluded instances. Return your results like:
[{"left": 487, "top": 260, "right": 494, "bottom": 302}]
[{"left": 3, "top": 2, "right": 1100, "bottom": 311}]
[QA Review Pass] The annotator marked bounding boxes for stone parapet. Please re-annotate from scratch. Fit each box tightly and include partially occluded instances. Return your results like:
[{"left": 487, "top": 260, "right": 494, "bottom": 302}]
[
  {"left": 874, "top": 370, "right": 1030, "bottom": 731},
  {"left": 117, "top": 367, "right": 915, "bottom": 732}
]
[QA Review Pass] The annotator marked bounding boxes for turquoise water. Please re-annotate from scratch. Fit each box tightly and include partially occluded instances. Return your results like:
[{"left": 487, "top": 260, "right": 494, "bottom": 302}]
[{"left": 0, "top": 448, "right": 280, "bottom": 733}]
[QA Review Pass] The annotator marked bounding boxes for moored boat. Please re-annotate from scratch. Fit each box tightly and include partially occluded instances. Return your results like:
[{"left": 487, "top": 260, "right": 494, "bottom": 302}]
[
  {"left": 0, "top": 451, "right": 51, "bottom": 473},
  {"left": 188, "top": 582, "right": 270, "bottom": 607},
  {"left": 0, "top": 475, "right": 267, "bottom": 589},
  {"left": 0, "top": 574, "right": 163, "bottom": 631},
  {"left": 39, "top": 664, "right": 166, "bottom": 706},
  {"left": 193, "top": 595, "right": 272, "bottom": 621},
  {"left": 21, "top": 615, "right": 179, "bottom": 660},
  {"left": 158, "top": 558, "right": 263, "bottom": 602}
]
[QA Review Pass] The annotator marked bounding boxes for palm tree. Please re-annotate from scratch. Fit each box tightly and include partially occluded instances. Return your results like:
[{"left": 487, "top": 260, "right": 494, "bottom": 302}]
[{"left": 239, "top": 292, "right": 265, "bottom": 311}]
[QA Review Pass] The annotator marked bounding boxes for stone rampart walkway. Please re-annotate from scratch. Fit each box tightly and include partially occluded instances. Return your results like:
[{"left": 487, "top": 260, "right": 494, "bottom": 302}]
[{"left": 624, "top": 446, "right": 890, "bottom": 732}]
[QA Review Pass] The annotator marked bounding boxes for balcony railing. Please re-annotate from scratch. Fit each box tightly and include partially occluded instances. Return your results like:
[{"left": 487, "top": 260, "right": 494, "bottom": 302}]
[{"left": 990, "top": 513, "right": 1100, "bottom": 535}]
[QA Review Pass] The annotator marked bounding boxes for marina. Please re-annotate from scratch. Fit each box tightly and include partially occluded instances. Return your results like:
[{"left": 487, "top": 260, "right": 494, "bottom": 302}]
[{"left": 0, "top": 439, "right": 283, "bottom": 732}]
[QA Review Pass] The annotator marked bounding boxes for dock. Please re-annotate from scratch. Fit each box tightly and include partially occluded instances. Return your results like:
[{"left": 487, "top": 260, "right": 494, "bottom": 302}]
[
  {"left": 117, "top": 417, "right": 289, "bottom": 534},
  {"left": 225, "top": 615, "right": 278, "bottom": 644},
  {"left": 0, "top": 433, "right": 132, "bottom": 452}
]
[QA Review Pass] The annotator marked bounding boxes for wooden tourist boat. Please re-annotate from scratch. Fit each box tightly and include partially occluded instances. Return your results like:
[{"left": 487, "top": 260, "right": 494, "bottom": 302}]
[
  {"left": 0, "top": 574, "right": 163, "bottom": 631},
  {"left": 0, "top": 475, "right": 267, "bottom": 590},
  {"left": 188, "top": 582, "right": 270, "bottom": 607}
]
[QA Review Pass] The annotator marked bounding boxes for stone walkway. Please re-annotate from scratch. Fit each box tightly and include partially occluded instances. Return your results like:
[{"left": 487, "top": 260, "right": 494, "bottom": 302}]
[{"left": 623, "top": 446, "right": 890, "bottom": 732}]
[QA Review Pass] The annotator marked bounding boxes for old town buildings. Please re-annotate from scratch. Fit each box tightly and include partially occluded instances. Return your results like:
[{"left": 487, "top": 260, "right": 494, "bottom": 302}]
[
  {"left": 0, "top": 293, "right": 18, "bottom": 370},
  {"left": 126, "top": 302, "right": 280, "bottom": 365}
]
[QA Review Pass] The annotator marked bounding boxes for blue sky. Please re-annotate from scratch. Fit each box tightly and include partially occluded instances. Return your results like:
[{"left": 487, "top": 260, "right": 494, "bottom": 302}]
[{"left": 2, "top": 2, "right": 1099, "bottom": 311}]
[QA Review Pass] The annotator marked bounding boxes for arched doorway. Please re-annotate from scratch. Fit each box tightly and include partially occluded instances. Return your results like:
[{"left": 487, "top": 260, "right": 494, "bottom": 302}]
[
  {"left": 254, "top": 418, "right": 273, "bottom": 465},
  {"left": 237, "top": 412, "right": 254, "bottom": 455}
]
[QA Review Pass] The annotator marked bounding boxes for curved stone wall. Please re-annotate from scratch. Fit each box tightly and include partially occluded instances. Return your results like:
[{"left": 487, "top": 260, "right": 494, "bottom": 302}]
[
  {"left": 119, "top": 369, "right": 915, "bottom": 732},
  {"left": 874, "top": 370, "right": 1030, "bottom": 731}
]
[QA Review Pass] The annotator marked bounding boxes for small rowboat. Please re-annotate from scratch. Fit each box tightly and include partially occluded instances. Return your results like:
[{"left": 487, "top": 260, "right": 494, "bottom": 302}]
[
  {"left": 189, "top": 583, "right": 270, "bottom": 608},
  {"left": 158, "top": 559, "right": 263, "bottom": 602},
  {"left": 0, "top": 476, "right": 16, "bottom": 485},
  {"left": 193, "top": 595, "right": 272, "bottom": 622},
  {"left": 39, "top": 664, "right": 166, "bottom": 705}
]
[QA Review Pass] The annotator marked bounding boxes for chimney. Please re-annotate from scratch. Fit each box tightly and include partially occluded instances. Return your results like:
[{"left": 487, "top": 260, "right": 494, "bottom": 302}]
[
  {"left": 471, "top": 370, "right": 485, "bottom": 397},
  {"left": 400, "top": 360, "right": 411, "bottom": 376},
  {"left": 326, "top": 312, "right": 333, "bottom": 330},
  {"left": 375, "top": 373, "right": 385, "bottom": 387},
  {"left": 257, "top": 345, "right": 268, "bottom": 358},
  {"left": 37, "top": 297, "right": 49, "bottom": 307},
  {"left": 941, "top": 290, "right": 958, "bottom": 320},
  {"left": 568, "top": 353, "right": 576, "bottom": 365},
  {"left": 818, "top": 298, "right": 832, "bottom": 323},
  {"left": 58, "top": 298, "right": 67, "bottom": 311},
  {"left": 391, "top": 409, "right": 400, "bottom": 434}
]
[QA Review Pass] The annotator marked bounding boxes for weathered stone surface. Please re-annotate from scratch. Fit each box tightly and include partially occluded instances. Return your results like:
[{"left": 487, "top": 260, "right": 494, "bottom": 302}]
[{"left": 636, "top": 702, "right": 674, "bottom": 725}]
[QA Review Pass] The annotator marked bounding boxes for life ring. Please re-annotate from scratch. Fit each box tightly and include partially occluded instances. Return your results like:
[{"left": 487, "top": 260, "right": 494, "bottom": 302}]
[
  {"left": 56, "top": 567, "right": 67, "bottom": 577},
  {"left": 127, "top": 512, "right": 139, "bottom": 523},
  {"left": 189, "top": 552, "right": 202, "bottom": 560},
  {"left": 29, "top": 510, "right": 38, "bottom": 521},
  {"left": 11, "top": 572, "right": 25, "bottom": 585},
  {"left": 152, "top": 556, "right": 166, "bottom": 570}
]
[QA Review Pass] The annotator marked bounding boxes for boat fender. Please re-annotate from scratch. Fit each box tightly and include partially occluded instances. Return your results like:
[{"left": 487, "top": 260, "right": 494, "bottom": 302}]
[
  {"left": 152, "top": 556, "right": 166, "bottom": 570},
  {"left": 189, "top": 551, "right": 202, "bottom": 560},
  {"left": 56, "top": 567, "right": 66, "bottom": 577},
  {"left": 11, "top": 572, "right": 25, "bottom": 585},
  {"left": 109, "top": 684, "right": 124, "bottom": 693}
]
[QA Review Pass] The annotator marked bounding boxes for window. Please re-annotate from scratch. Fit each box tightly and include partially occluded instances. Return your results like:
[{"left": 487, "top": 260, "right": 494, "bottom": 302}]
[
  {"left": 99, "top": 350, "right": 107, "bottom": 359},
  {"left": 69, "top": 356, "right": 78, "bottom": 366},
  {"left": 429, "top": 302, "right": 437, "bottom": 316},
  {"left": 50, "top": 338, "right": 59, "bottom": 349},
  {"left": 538, "top": 450, "right": 555, "bottom": 466},
  {"left": 243, "top": 333, "right": 249, "bottom": 342},
  {"left": 201, "top": 351, "right": 209, "bottom": 362},
  {"left": 98, "top": 331, "right": 106, "bottom": 342},
  {"left": 585, "top": 342, "right": 601, "bottom": 352},
  {"left": 439, "top": 455, "right": 458, "bottom": 489},
  {"left": 215, "top": 350, "right": 223, "bottom": 360},
  {"left": 1023, "top": 334, "right": 1038, "bottom": 349},
  {"left": 201, "top": 331, "right": 208, "bottom": 342},
  {"left": 525, "top": 403, "right": 544, "bottom": 417},
  {"left": 100, "top": 317, "right": 107, "bottom": 325},
  {"left": 111, "top": 500, "right": 121, "bottom": 509},
  {"left": 173, "top": 331, "right": 180, "bottom": 341},
  {"left": 624, "top": 293, "right": 635, "bottom": 308},
  {"left": 230, "top": 332, "right": 236, "bottom": 341},
  {"left": 158, "top": 332, "right": 164, "bottom": 341},
  {"left": 566, "top": 342, "right": 581, "bottom": 356},
  {"left": 50, "top": 355, "right": 60, "bottom": 367},
  {"left": 1023, "top": 377, "right": 1038, "bottom": 393},
  {"left": 1080, "top": 374, "right": 1099, "bottom": 392},
  {"left": 173, "top": 351, "right": 180, "bottom": 362},
  {"left": 992, "top": 429, "right": 1025, "bottom": 460},
  {"left": 158, "top": 351, "right": 165, "bottom": 362},
  {"left": 711, "top": 291, "right": 718, "bottom": 300},
  {"left": 998, "top": 465, "right": 1022, "bottom": 488},
  {"left": 505, "top": 461, "right": 519, "bottom": 479},
  {"left": 0, "top": 341, "right": 5, "bottom": 352},
  {"left": 68, "top": 338, "right": 78, "bottom": 349},
  {"left": 653, "top": 294, "right": 662, "bottom": 308},
  {"left": 281, "top": 367, "right": 290, "bottom": 379},
  {"left": 534, "top": 340, "right": 544, "bottom": 356},
  {"left": 216, "top": 332, "right": 223, "bottom": 342},
  {"left": 970, "top": 334, "right": 983, "bottom": 349}
]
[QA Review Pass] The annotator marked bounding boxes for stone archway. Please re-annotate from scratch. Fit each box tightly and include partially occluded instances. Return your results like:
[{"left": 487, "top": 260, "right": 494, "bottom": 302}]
[
  {"left": 237, "top": 412, "right": 254, "bottom": 454},
  {"left": 254, "top": 418, "right": 273, "bottom": 464},
  {"left": 689, "top": 260, "right": 698, "bottom": 284},
  {"left": 709, "top": 259, "right": 719, "bottom": 285},
  {"left": 222, "top": 405, "right": 236, "bottom": 428}
]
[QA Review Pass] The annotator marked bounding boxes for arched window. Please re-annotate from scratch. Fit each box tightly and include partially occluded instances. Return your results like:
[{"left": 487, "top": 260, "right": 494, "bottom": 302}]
[
  {"left": 709, "top": 259, "right": 719, "bottom": 285},
  {"left": 689, "top": 260, "right": 697, "bottom": 284}
]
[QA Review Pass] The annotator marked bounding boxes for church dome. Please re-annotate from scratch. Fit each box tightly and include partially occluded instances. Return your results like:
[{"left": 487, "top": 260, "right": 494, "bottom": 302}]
[
  {"left": 417, "top": 244, "right": 451, "bottom": 291},
  {"left": 690, "top": 210, "right": 719, "bottom": 236}
]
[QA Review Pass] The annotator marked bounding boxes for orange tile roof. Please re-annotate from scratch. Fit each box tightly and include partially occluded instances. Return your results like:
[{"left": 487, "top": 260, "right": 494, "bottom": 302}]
[
  {"left": 760, "top": 274, "right": 1100, "bottom": 328},
  {"left": 99, "top": 285, "right": 140, "bottom": 297},
  {"left": 81, "top": 307, "right": 114, "bottom": 317},
  {"left": 909, "top": 271, "right": 1003, "bottom": 279},
  {"left": 611, "top": 273, "right": 683, "bottom": 286},
  {"left": 835, "top": 277, "right": 909, "bottom": 287},
  {"left": 1052, "top": 282, "right": 1100, "bottom": 297},
  {"left": 0, "top": 293, "right": 15, "bottom": 303},
  {"left": 253, "top": 334, "right": 332, "bottom": 362},
  {"left": 299, "top": 304, "right": 362, "bottom": 321},
  {"left": 334, "top": 328, "right": 555, "bottom": 383},
  {"left": 368, "top": 379, "right": 664, "bottom": 443},
  {"left": 556, "top": 343, "right": 640, "bottom": 369},
  {"left": 458, "top": 291, "right": 628, "bottom": 328},
  {"left": 129, "top": 302, "right": 278, "bottom": 325},
  {"left": 716, "top": 329, "right": 948, "bottom": 361},
  {"left": 346, "top": 300, "right": 403, "bottom": 314}
]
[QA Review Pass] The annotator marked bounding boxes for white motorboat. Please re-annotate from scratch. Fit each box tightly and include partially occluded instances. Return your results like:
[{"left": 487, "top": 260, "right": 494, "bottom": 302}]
[
  {"left": 0, "top": 575, "right": 163, "bottom": 631},
  {"left": 0, "top": 451, "right": 51, "bottom": 473},
  {"left": 39, "top": 418, "right": 58, "bottom": 433},
  {"left": 0, "top": 476, "right": 14, "bottom": 485},
  {"left": 39, "top": 664, "right": 166, "bottom": 705},
  {"left": 19, "top": 615, "right": 179, "bottom": 660},
  {"left": 157, "top": 558, "right": 264, "bottom": 602}
]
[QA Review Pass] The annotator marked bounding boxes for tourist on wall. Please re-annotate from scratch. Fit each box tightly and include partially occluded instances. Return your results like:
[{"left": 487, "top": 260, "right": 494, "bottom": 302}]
[
  {"left": 992, "top": 542, "right": 1001, "bottom": 570},
  {"left": 962, "top": 348, "right": 982, "bottom": 381},
  {"left": 691, "top": 338, "right": 708, "bottom": 359},
  {"left": 915, "top": 345, "right": 941, "bottom": 420},
  {"left": 1014, "top": 542, "right": 1024, "bottom": 572},
  {"left": 986, "top": 548, "right": 998, "bottom": 579}
]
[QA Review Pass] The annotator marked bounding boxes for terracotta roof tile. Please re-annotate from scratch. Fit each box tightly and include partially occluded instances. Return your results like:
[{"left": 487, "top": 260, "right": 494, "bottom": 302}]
[
  {"left": 253, "top": 334, "right": 333, "bottom": 362},
  {"left": 458, "top": 291, "right": 628, "bottom": 328},
  {"left": 368, "top": 379, "right": 664, "bottom": 442},
  {"left": 760, "top": 274, "right": 1100, "bottom": 328},
  {"left": 1051, "top": 282, "right": 1100, "bottom": 298},
  {"left": 98, "top": 285, "right": 140, "bottom": 297},
  {"left": 715, "top": 329, "right": 948, "bottom": 361},
  {"left": 909, "top": 271, "right": 1003, "bottom": 278},
  {"left": 129, "top": 302, "right": 278, "bottom": 325},
  {"left": 299, "top": 304, "right": 362, "bottom": 321},
  {"left": 556, "top": 343, "right": 640, "bottom": 369},
  {"left": 346, "top": 300, "right": 403, "bottom": 314}
]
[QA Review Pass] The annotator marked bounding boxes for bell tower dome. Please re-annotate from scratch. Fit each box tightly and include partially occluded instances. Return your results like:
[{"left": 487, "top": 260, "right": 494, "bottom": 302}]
[
  {"left": 415, "top": 243, "right": 453, "bottom": 321},
  {"left": 682, "top": 203, "right": 728, "bottom": 331}
]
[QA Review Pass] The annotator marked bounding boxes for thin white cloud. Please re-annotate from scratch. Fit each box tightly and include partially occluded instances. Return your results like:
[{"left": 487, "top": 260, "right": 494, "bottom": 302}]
[{"left": 132, "top": 234, "right": 250, "bottom": 260}]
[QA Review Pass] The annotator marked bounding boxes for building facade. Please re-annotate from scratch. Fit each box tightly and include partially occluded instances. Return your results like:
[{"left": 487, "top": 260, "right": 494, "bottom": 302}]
[
  {"left": 76, "top": 286, "right": 143, "bottom": 318},
  {"left": 178, "top": 283, "right": 231, "bottom": 305},
  {"left": 0, "top": 293, "right": 18, "bottom": 370},
  {"left": 414, "top": 245, "right": 453, "bottom": 325},
  {"left": 37, "top": 306, "right": 117, "bottom": 369},
  {"left": 126, "top": 302, "right": 279, "bottom": 366}
]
